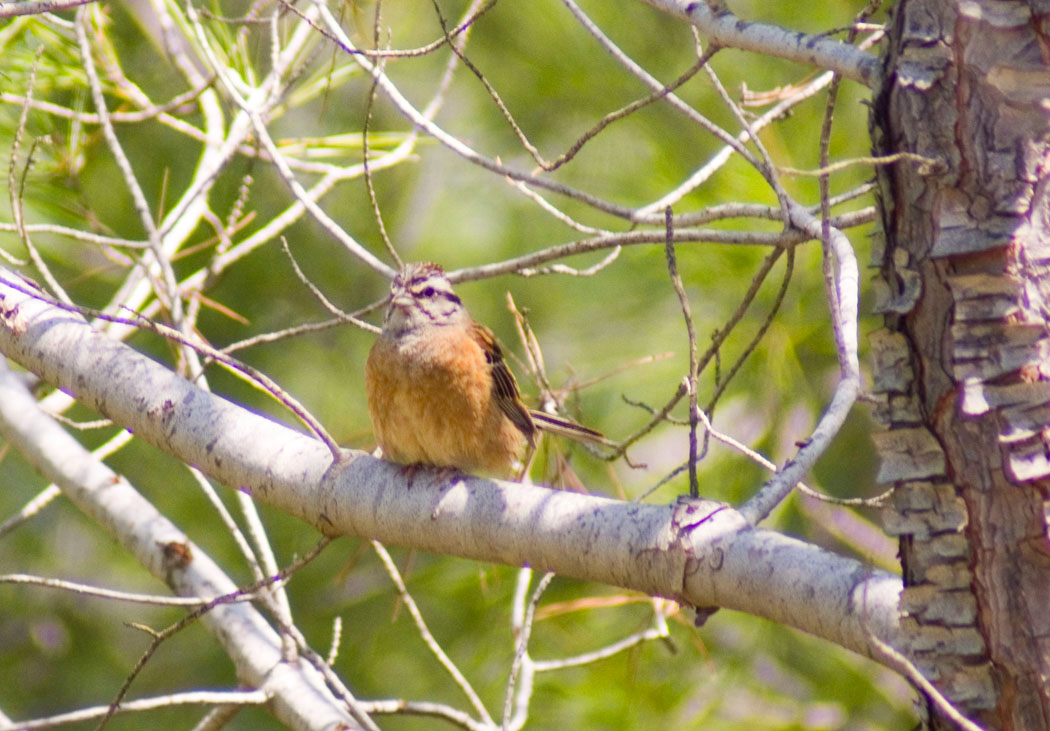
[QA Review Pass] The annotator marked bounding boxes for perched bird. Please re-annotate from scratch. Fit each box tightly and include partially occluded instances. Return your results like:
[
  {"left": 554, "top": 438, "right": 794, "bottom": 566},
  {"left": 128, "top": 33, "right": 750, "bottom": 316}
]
[{"left": 365, "top": 262, "right": 603, "bottom": 479}]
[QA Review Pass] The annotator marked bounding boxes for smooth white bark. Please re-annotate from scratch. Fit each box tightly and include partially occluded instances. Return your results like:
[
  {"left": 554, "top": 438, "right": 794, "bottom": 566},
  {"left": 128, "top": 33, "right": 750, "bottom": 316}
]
[
  {"left": 0, "top": 365, "right": 361, "bottom": 730},
  {"left": 640, "top": 0, "right": 882, "bottom": 88},
  {"left": 0, "top": 270, "right": 902, "bottom": 663}
]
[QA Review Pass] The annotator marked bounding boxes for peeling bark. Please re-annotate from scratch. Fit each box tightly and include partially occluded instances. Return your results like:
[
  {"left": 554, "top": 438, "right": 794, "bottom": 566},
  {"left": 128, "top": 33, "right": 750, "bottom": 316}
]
[{"left": 871, "top": 0, "right": 1050, "bottom": 726}]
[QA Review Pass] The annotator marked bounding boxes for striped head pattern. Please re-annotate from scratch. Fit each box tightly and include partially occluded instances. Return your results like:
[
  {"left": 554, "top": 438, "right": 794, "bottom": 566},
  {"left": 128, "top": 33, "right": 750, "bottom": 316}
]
[{"left": 382, "top": 262, "right": 468, "bottom": 337}]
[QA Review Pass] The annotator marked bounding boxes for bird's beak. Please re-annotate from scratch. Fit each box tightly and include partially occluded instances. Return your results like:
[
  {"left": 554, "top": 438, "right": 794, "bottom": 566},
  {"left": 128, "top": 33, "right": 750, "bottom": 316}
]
[{"left": 390, "top": 294, "right": 413, "bottom": 310}]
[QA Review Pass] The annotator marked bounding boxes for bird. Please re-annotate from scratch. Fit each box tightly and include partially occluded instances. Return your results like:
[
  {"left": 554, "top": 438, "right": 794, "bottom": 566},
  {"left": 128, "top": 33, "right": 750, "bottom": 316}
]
[{"left": 365, "top": 261, "right": 604, "bottom": 479}]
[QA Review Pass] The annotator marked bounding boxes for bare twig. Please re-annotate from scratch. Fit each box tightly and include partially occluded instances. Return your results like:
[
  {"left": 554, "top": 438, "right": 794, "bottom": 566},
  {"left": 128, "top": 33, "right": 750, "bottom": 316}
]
[
  {"left": 532, "top": 623, "right": 669, "bottom": 671},
  {"left": 47, "top": 413, "right": 113, "bottom": 430},
  {"left": 186, "top": 467, "right": 266, "bottom": 585},
  {"left": 96, "top": 537, "right": 334, "bottom": 730},
  {"left": 362, "top": 1, "right": 402, "bottom": 269},
  {"left": 0, "top": 573, "right": 221, "bottom": 607},
  {"left": 0, "top": 275, "right": 345, "bottom": 460},
  {"left": 77, "top": 7, "right": 191, "bottom": 354},
  {"left": 0, "top": 485, "right": 61, "bottom": 539},
  {"left": 562, "top": 0, "right": 758, "bottom": 172},
  {"left": 866, "top": 634, "right": 983, "bottom": 731},
  {"left": 371, "top": 540, "right": 493, "bottom": 726},
  {"left": 446, "top": 209, "right": 874, "bottom": 284},
  {"left": 663, "top": 209, "right": 699, "bottom": 497},
  {"left": 0, "top": 691, "right": 269, "bottom": 731},
  {"left": 362, "top": 699, "right": 490, "bottom": 730},
  {"left": 7, "top": 48, "right": 72, "bottom": 298},
  {"left": 0, "top": 222, "right": 148, "bottom": 248},
  {"left": 220, "top": 317, "right": 346, "bottom": 353},
  {"left": 279, "top": 237, "right": 382, "bottom": 334},
  {"left": 326, "top": 616, "right": 343, "bottom": 666},
  {"left": 279, "top": 0, "right": 499, "bottom": 59},
  {"left": 705, "top": 245, "right": 795, "bottom": 412},
  {"left": 503, "top": 570, "right": 554, "bottom": 729},
  {"left": 780, "top": 151, "right": 943, "bottom": 178}
]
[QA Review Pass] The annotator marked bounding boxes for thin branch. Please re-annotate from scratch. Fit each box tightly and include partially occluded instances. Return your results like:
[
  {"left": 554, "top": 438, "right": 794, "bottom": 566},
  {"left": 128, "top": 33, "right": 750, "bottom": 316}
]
[
  {"left": 0, "top": 275, "right": 344, "bottom": 460},
  {"left": 446, "top": 208, "right": 874, "bottom": 284},
  {"left": 220, "top": 317, "right": 346, "bottom": 353},
  {"left": 0, "top": 485, "right": 61, "bottom": 539},
  {"left": 97, "top": 537, "right": 334, "bottom": 730},
  {"left": 780, "top": 151, "right": 944, "bottom": 178},
  {"left": 866, "top": 634, "right": 984, "bottom": 731},
  {"left": 1, "top": 74, "right": 214, "bottom": 125},
  {"left": 503, "top": 570, "right": 553, "bottom": 729},
  {"left": 186, "top": 467, "right": 266, "bottom": 585},
  {"left": 47, "top": 413, "right": 113, "bottom": 430},
  {"left": 77, "top": 7, "right": 190, "bottom": 350},
  {"left": 372, "top": 540, "right": 494, "bottom": 726},
  {"left": 279, "top": 237, "right": 382, "bottom": 334},
  {"left": 532, "top": 625, "right": 668, "bottom": 671},
  {"left": 7, "top": 48, "right": 72, "bottom": 301},
  {"left": 280, "top": 0, "right": 499, "bottom": 60},
  {"left": 562, "top": 0, "right": 759, "bottom": 172},
  {"left": 704, "top": 245, "right": 795, "bottom": 412},
  {"left": 0, "top": 691, "right": 269, "bottom": 731},
  {"left": 0, "top": 573, "right": 220, "bottom": 606},
  {"left": 363, "top": 699, "right": 489, "bottom": 731},
  {"left": 504, "top": 179, "right": 616, "bottom": 235},
  {"left": 362, "top": 1, "right": 402, "bottom": 269},
  {"left": 326, "top": 616, "right": 343, "bottom": 666},
  {"left": 663, "top": 209, "right": 699, "bottom": 497}
]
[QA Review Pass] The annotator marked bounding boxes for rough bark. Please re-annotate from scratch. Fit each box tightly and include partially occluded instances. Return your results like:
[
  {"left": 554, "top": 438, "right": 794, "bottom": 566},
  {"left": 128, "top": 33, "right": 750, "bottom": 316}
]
[{"left": 871, "top": 0, "right": 1050, "bottom": 727}]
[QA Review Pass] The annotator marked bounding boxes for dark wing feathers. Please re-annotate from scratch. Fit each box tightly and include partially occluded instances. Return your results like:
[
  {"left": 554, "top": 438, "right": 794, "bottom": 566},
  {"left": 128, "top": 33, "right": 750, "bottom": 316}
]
[
  {"left": 472, "top": 322, "right": 607, "bottom": 447},
  {"left": 528, "top": 410, "right": 607, "bottom": 444},
  {"left": 473, "top": 323, "right": 537, "bottom": 446}
]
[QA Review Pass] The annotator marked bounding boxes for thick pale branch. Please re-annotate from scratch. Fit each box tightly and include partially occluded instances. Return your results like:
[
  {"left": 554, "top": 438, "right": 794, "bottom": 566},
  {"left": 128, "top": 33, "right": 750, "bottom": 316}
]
[
  {"left": 0, "top": 295, "right": 360, "bottom": 731},
  {"left": 640, "top": 0, "right": 881, "bottom": 88},
  {"left": 0, "top": 270, "right": 901, "bottom": 664},
  {"left": 0, "top": 362, "right": 363, "bottom": 729},
  {"left": 0, "top": 0, "right": 99, "bottom": 18}
]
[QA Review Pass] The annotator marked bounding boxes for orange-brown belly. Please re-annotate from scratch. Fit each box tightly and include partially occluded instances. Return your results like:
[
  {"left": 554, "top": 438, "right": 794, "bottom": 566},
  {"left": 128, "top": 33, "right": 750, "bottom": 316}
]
[{"left": 365, "top": 332, "right": 525, "bottom": 477}]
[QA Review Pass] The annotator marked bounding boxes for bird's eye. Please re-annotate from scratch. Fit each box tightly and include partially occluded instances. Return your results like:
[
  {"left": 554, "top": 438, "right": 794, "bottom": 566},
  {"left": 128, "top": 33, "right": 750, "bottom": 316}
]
[{"left": 422, "top": 286, "right": 435, "bottom": 298}]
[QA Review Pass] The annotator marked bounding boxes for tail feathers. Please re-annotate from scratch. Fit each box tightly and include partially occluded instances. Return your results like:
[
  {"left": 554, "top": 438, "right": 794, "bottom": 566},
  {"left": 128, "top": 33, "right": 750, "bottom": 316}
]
[{"left": 529, "top": 410, "right": 610, "bottom": 446}]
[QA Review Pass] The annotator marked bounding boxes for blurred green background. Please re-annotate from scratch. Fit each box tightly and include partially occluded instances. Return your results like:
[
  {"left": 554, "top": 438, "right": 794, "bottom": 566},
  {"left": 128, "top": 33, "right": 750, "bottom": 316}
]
[{"left": 0, "top": 0, "right": 913, "bottom": 728}]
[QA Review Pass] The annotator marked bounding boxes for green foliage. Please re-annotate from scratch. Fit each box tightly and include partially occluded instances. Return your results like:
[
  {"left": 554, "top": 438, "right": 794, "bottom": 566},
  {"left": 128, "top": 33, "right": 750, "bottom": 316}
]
[{"left": 0, "top": 0, "right": 909, "bottom": 728}]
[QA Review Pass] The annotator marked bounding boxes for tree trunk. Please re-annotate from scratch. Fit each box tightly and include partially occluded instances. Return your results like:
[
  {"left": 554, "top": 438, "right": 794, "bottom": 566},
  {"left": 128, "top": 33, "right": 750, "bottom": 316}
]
[{"left": 871, "top": 0, "right": 1050, "bottom": 727}]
